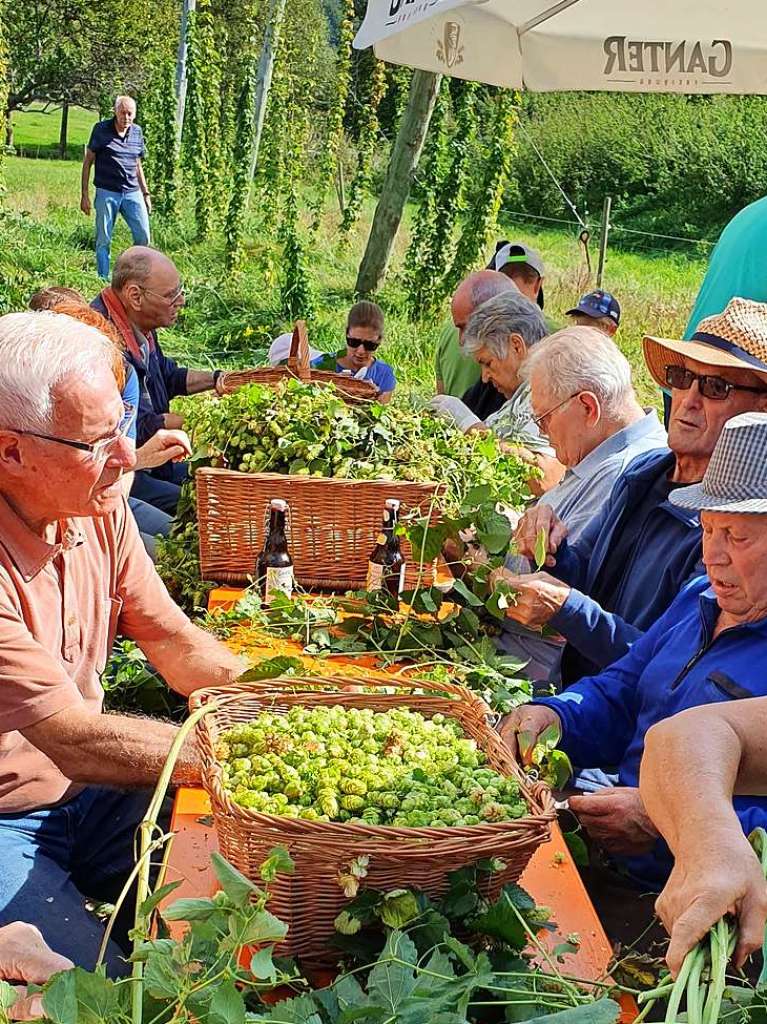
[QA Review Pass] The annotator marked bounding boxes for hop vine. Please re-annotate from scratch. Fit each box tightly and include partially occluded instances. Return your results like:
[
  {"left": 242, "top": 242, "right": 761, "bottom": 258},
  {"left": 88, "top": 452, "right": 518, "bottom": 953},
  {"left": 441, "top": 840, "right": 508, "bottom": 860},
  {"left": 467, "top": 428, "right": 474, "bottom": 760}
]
[
  {"left": 224, "top": 54, "right": 259, "bottom": 271},
  {"left": 0, "top": 1, "right": 8, "bottom": 201},
  {"left": 405, "top": 80, "right": 480, "bottom": 318},
  {"left": 184, "top": 0, "right": 224, "bottom": 238},
  {"left": 340, "top": 56, "right": 387, "bottom": 234},
  {"left": 446, "top": 89, "right": 521, "bottom": 295},
  {"left": 141, "top": 57, "right": 179, "bottom": 218},
  {"left": 280, "top": 184, "right": 314, "bottom": 321},
  {"left": 310, "top": 0, "right": 354, "bottom": 230}
]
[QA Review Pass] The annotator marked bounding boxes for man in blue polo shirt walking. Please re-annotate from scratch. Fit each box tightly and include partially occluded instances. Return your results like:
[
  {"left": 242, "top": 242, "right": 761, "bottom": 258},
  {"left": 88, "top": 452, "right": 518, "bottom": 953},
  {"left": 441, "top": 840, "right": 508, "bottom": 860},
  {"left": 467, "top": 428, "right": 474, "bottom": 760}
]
[{"left": 81, "top": 96, "right": 151, "bottom": 279}]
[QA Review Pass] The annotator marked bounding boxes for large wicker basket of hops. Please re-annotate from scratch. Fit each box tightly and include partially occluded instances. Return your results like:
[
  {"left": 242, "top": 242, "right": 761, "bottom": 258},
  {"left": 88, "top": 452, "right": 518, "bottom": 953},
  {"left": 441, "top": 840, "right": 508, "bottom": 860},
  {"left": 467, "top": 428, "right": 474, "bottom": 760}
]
[
  {"left": 192, "top": 677, "right": 556, "bottom": 966},
  {"left": 219, "top": 321, "right": 378, "bottom": 406},
  {"left": 195, "top": 468, "right": 442, "bottom": 592}
]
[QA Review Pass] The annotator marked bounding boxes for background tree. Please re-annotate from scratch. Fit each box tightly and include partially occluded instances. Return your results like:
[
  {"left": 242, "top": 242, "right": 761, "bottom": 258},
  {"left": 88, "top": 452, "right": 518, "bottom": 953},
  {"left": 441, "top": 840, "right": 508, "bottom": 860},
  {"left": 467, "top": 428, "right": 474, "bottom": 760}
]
[{"left": 5, "top": 0, "right": 176, "bottom": 151}]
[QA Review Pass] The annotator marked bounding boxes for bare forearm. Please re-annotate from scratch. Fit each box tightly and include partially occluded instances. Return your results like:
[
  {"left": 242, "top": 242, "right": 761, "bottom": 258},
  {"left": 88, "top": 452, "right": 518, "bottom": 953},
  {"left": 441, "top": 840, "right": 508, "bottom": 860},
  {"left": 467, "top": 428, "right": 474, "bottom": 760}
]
[
  {"left": 22, "top": 712, "right": 200, "bottom": 789},
  {"left": 185, "top": 370, "right": 216, "bottom": 394},
  {"left": 139, "top": 621, "right": 248, "bottom": 697},
  {"left": 136, "top": 160, "right": 148, "bottom": 194},
  {"left": 81, "top": 154, "right": 93, "bottom": 196},
  {"left": 641, "top": 710, "right": 744, "bottom": 854}
]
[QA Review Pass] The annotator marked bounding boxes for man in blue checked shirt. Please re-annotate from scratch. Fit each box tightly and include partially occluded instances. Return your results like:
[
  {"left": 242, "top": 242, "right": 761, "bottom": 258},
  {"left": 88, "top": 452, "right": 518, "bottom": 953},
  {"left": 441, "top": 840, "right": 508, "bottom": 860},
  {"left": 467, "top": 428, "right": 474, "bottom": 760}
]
[{"left": 81, "top": 96, "right": 151, "bottom": 279}]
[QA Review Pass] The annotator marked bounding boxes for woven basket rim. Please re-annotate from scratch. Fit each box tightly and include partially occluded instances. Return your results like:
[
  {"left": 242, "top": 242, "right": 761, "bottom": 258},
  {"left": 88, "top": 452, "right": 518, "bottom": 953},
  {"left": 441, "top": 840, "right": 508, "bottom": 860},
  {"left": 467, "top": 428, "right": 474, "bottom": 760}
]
[
  {"left": 195, "top": 465, "right": 446, "bottom": 491},
  {"left": 192, "top": 681, "right": 556, "bottom": 843}
]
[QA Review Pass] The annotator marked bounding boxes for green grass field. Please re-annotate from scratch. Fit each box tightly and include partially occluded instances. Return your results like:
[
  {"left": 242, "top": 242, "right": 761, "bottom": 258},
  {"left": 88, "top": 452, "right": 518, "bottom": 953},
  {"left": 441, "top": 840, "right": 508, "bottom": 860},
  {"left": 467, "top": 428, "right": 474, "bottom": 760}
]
[
  {"left": 2, "top": 141, "right": 708, "bottom": 410},
  {"left": 10, "top": 104, "right": 98, "bottom": 160}
]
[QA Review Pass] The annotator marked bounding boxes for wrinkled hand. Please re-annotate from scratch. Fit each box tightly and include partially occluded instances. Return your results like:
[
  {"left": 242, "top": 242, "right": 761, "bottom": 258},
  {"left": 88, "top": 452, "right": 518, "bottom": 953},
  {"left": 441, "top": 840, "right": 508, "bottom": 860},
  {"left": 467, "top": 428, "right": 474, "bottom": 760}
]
[
  {"left": 80, "top": 195, "right": 91, "bottom": 216},
  {"left": 163, "top": 412, "right": 185, "bottom": 431},
  {"left": 514, "top": 505, "right": 568, "bottom": 565},
  {"left": 488, "top": 568, "right": 570, "bottom": 628},
  {"left": 135, "top": 429, "right": 192, "bottom": 470},
  {"left": 569, "top": 787, "right": 658, "bottom": 856},
  {"left": 0, "top": 922, "right": 73, "bottom": 1020},
  {"left": 426, "top": 395, "right": 482, "bottom": 433},
  {"left": 657, "top": 830, "right": 767, "bottom": 976},
  {"left": 498, "top": 704, "right": 561, "bottom": 766}
]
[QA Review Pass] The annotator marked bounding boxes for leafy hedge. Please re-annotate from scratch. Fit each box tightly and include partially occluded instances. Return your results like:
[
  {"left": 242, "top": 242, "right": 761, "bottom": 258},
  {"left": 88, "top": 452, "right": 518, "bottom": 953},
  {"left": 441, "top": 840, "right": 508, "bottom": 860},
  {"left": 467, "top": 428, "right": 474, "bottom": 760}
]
[{"left": 506, "top": 92, "right": 767, "bottom": 243}]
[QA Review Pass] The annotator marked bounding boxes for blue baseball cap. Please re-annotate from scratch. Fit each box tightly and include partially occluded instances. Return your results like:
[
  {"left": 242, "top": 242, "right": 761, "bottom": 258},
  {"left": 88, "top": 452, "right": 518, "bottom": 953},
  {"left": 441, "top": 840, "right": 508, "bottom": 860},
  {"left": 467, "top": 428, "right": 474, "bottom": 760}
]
[{"left": 566, "top": 290, "right": 621, "bottom": 326}]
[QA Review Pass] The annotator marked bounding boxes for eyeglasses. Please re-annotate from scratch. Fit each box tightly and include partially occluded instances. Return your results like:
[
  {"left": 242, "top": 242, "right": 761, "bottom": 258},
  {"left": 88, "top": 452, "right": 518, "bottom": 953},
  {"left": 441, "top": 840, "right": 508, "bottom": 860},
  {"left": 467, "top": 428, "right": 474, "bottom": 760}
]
[
  {"left": 346, "top": 335, "right": 380, "bottom": 352},
  {"left": 15, "top": 403, "right": 136, "bottom": 464},
  {"left": 533, "top": 392, "right": 579, "bottom": 429},
  {"left": 665, "top": 364, "right": 767, "bottom": 401},
  {"left": 140, "top": 282, "right": 185, "bottom": 305}
]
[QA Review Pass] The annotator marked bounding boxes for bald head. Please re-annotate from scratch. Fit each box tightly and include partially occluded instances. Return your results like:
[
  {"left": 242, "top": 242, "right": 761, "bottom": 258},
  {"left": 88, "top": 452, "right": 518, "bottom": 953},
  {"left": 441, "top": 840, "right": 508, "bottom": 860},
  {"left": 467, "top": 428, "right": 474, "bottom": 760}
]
[
  {"left": 451, "top": 271, "right": 516, "bottom": 340},
  {"left": 112, "top": 247, "right": 184, "bottom": 331}
]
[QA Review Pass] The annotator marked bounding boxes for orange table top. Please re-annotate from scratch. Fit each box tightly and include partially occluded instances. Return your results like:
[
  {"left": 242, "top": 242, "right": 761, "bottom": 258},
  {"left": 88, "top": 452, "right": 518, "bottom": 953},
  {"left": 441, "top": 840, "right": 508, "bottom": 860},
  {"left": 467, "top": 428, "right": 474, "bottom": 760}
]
[{"left": 177, "top": 587, "right": 636, "bottom": 1019}]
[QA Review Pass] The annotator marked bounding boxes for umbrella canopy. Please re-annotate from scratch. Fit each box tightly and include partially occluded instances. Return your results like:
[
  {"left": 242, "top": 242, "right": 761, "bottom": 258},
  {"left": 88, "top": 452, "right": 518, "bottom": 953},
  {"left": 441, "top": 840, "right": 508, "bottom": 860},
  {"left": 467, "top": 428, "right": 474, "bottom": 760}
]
[{"left": 354, "top": 0, "right": 767, "bottom": 94}]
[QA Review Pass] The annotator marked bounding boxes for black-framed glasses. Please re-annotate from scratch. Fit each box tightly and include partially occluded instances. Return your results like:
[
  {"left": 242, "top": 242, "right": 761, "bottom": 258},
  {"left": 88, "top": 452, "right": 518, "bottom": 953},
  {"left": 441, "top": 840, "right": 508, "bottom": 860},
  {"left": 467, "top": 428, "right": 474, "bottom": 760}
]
[
  {"left": 533, "top": 392, "right": 579, "bottom": 429},
  {"left": 140, "top": 282, "right": 185, "bottom": 305},
  {"left": 346, "top": 335, "right": 380, "bottom": 352},
  {"left": 665, "top": 364, "right": 767, "bottom": 401},
  {"left": 14, "top": 403, "right": 136, "bottom": 464}
]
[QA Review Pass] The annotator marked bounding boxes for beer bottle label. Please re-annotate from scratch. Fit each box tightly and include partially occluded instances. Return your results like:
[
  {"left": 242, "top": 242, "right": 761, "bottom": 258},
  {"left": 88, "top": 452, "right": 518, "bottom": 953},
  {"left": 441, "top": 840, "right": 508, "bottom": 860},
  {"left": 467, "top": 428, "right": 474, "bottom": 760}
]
[
  {"left": 366, "top": 561, "right": 384, "bottom": 591},
  {"left": 376, "top": 532, "right": 386, "bottom": 545},
  {"left": 265, "top": 566, "right": 293, "bottom": 604}
]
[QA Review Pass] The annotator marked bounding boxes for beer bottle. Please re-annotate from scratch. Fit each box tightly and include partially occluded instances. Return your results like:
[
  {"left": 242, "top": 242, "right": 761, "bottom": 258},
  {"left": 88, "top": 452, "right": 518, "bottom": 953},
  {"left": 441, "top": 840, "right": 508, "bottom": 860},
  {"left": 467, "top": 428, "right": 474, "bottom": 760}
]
[
  {"left": 256, "top": 499, "right": 294, "bottom": 604},
  {"left": 366, "top": 498, "right": 405, "bottom": 597}
]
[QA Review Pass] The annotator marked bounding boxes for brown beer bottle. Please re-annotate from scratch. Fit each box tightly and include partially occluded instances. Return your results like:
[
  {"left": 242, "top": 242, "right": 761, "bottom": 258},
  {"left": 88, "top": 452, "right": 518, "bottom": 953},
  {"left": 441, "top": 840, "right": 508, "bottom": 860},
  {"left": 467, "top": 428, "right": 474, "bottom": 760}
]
[
  {"left": 256, "top": 499, "right": 294, "bottom": 604},
  {"left": 366, "top": 498, "right": 405, "bottom": 597}
]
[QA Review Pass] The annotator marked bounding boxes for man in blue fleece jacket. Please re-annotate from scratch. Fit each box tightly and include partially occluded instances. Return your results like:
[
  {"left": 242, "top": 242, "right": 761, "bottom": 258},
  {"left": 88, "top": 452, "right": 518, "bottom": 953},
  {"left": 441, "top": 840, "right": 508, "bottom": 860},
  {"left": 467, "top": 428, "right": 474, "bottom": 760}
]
[
  {"left": 500, "top": 411, "right": 767, "bottom": 889},
  {"left": 493, "top": 298, "right": 767, "bottom": 685}
]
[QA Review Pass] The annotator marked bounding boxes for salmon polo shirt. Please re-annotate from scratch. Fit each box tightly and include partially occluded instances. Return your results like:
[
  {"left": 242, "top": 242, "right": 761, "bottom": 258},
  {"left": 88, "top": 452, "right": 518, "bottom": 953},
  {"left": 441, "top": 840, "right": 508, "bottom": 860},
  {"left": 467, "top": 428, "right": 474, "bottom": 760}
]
[{"left": 0, "top": 494, "right": 189, "bottom": 814}]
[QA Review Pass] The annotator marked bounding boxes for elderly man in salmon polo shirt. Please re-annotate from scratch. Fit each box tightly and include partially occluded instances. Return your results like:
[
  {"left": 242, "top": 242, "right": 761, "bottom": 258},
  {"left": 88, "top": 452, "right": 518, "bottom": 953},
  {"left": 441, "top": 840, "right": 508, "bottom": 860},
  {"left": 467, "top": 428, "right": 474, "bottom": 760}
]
[{"left": 0, "top": 311, "right": 248, "bottom": 974}]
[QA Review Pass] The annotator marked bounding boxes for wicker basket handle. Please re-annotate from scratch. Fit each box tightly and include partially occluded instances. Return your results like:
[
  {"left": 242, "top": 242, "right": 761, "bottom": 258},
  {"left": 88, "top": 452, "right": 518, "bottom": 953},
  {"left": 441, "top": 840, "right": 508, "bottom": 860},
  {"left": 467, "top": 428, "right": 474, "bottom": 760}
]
[{"left": 288, "top": 321, "right": 311, "bottom": 381}]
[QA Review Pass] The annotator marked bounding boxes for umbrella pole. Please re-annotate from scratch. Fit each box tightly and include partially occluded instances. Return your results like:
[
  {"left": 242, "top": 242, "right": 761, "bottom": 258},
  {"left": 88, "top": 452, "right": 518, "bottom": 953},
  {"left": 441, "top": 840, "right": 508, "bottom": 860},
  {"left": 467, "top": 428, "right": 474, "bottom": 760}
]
[{"left": 597, "top": 195, "right": 612, "bottom": 288}]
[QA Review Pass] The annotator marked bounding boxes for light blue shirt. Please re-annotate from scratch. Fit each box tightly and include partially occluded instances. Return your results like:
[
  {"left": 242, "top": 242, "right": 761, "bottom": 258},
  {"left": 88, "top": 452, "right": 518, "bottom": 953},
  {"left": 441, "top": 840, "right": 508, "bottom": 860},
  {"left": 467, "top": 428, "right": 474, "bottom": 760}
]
[
  {"left": 498, "top": 410, "right": 668, "bottom": 683},
  {"left": 537, "top": 409, "right": 668, "bottom": 543}
]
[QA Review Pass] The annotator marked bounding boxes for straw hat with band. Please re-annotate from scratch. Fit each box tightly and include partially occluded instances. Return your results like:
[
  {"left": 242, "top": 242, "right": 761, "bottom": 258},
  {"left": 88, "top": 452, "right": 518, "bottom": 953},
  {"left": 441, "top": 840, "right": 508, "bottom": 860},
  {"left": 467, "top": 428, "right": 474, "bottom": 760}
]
[
  {"left": 670, "top": 411, "right": 767, "bottom": 514},
  {"left": 643, "top": 297, "right": 767, "bottom": 391}
]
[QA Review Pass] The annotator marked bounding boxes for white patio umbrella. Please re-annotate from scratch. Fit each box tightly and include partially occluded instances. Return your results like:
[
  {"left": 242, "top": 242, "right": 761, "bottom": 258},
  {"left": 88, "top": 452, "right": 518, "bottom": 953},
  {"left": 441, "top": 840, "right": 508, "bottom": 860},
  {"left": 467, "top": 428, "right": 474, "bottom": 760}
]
[{"left": 354, "top": 0, "right": 767, "bottom": 94}]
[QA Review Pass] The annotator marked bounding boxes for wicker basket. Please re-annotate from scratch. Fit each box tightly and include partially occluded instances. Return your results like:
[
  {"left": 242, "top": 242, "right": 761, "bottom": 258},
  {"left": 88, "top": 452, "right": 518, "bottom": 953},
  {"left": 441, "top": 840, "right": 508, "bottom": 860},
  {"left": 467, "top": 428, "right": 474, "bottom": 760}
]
[
  {"left": 219, "top": 321, "right": 378, "bottom": 406},
  {"left": 192, "top": 677, "right": 555, "bottom": 965},
  {"left": 196, "top": 467, "right": 443, "bottom": 591}
]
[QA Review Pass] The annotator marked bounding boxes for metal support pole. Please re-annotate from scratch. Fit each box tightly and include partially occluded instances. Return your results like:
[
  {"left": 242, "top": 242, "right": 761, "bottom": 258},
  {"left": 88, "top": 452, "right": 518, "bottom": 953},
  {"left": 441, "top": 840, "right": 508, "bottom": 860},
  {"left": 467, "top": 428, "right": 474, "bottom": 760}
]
[{"left": 596, "top": 195, "right": 611, "bottom": 288}]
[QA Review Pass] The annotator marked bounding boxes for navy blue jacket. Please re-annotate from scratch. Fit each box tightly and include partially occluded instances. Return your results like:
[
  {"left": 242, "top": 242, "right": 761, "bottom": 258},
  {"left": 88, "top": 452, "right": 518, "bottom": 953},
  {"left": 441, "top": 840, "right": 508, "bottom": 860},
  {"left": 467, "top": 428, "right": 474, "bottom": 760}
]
[
  {"left": 548, "top": 449, "right": 702, "bottom": 680},
  {"left": 91, "top": 295, "right": 188, "bottom": 446},
  {"left": 537, "top": 576, "right": 767, "bottom": 886}
]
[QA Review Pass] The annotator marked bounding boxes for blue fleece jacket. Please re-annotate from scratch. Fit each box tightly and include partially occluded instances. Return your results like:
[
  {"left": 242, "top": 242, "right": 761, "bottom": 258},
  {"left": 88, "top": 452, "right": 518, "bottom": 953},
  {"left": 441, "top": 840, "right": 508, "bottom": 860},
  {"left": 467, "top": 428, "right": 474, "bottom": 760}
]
[
  {"left": 537, "top": 575, "right": 767, "bottom": 886},
  {"left": 548, "top": 448, "right": 703, "bottom": 681}
]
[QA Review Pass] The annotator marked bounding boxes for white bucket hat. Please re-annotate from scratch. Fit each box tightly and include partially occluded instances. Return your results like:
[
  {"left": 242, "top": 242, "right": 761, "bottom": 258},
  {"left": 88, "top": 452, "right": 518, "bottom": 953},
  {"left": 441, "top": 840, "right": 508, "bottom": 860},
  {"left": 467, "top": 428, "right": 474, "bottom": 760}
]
[{"left": 670, "top": 411, "right": 767, "bottom": 513}]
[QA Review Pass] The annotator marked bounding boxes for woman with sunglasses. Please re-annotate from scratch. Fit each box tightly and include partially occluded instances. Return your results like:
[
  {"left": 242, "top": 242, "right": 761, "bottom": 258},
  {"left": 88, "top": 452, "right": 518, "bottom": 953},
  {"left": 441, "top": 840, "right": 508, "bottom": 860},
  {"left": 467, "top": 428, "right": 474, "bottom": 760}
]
[{"left": 312, "top": 301, "right": 396, "bottom": 403}]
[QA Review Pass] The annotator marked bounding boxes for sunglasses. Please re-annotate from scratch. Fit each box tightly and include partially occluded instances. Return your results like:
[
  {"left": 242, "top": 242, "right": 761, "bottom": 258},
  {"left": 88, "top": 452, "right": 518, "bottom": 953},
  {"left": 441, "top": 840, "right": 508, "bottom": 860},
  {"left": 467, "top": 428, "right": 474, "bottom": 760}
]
[
  {"left": 14, "top": 403, "right": 136, "bottom": 464},
  {"left": 346, "top": 335, "right": 380, "bottom": 352},
  {"left": 665, "top": 364, "right": 767, "bottom": 401}
]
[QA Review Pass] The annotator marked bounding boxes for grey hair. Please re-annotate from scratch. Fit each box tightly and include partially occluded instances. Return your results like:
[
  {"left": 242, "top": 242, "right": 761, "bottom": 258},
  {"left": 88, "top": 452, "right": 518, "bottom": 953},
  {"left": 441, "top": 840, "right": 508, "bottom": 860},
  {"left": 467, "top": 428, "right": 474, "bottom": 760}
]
[
  {"left": 114, "top": 95, "right": 136, "bottom": 112},
  {"left": 112, "top": 248, "right": 154, "bottom": 291},
  {"left": 462, "top": 290, "right": 548, "bottom": 358},
  {"left": 0, "top": 312, "right": 114, "bottom": 432},
  {"left": 521, "top": 326, "right": 634, "bottom": 417}
]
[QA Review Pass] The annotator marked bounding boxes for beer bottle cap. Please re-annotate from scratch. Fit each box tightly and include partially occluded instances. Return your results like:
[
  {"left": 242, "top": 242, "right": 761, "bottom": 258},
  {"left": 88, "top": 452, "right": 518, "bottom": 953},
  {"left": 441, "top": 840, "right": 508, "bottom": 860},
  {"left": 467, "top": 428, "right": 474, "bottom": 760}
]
[
  {"left": 385, "top": 498, "right": 401, "bottom": 511},
  {"left": 270, "top": 499, "right": 289, "bottom": 512}
]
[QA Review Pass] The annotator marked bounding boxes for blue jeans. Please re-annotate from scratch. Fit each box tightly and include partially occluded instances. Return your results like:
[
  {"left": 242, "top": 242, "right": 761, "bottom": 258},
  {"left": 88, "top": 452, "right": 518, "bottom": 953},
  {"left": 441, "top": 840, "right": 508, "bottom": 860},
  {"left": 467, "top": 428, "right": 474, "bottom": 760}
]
[
  {"left": 0, "top": 787, "right": 158, "bottom": 974},
  {"left": 94, "top": 188, "right": 150, "bottom": 279},
  {"left": 128, "top": 496, "right": 173, "bottom": 561},
  {"left": 130, "top": 465, "right": 188, "bottom": 516}
]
